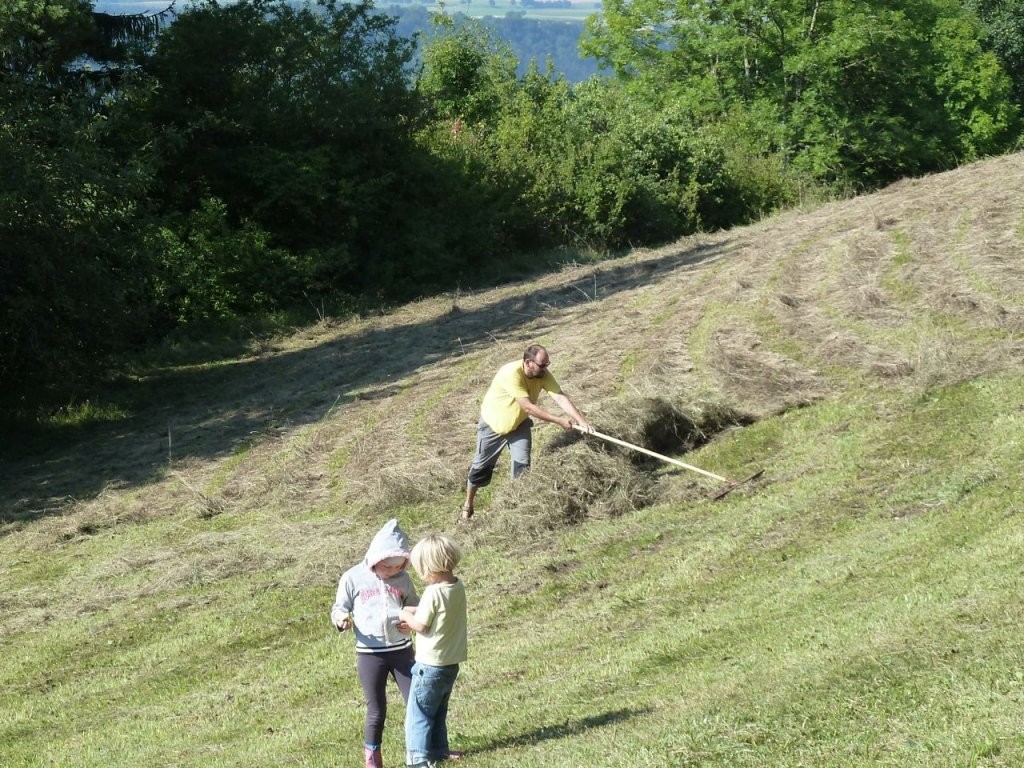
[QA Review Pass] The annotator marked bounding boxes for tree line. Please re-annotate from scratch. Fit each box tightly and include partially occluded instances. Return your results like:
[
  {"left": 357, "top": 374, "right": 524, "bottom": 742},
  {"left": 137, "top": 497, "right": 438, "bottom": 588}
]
[
  {"left": 389, "top": 5, "right": 599, "bottom": 83},
  {"left": 1, "top": 0, "right": 1021, "bottom": 413}
]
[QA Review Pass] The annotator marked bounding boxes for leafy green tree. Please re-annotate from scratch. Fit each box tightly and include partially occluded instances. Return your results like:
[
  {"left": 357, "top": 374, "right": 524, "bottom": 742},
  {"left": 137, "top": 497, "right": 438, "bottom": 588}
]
[
  {"left": 417, "top": 13, "right": 519, "bottom": 124},
  {"left": 963, "top": 0, "right": 1024, "bottom": 108},
  {"left": 583, "top": 0, "right": 1018, "bottom": 183},
  {"left": 0, "top": 1, "right": 156, "bottom": 408},
  {"left": 932, "top": 9, "right": 1020, "bottom": 158},
  {"left": 147, "top": 199, "right": 305, "bottom": 327},
  {"left": 491, "top": 74, "right": 750, "bottom": 246},
  {"left": 140, "top": 0, "right": 423, "bottom": 303},
  {"left": 0, "top": 0, "right": 96, "bottom": 81},
  {"left": 417, "top": 19, "right": 752, "bottom": 251},
  {"left": 411, "top": 15, "right": 544, "bottom": 258}
]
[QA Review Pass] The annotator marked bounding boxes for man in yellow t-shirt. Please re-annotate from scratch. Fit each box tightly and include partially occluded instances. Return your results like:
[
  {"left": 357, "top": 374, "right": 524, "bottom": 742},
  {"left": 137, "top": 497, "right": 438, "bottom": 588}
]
[{"left": 460, "top": 344, "right": 593, "bottom": 520}]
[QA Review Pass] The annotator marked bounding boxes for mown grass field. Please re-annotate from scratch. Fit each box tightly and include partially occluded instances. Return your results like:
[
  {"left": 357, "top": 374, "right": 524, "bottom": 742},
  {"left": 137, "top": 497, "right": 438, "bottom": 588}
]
[{"left": 2, "top": 153, "right": 1024, "bottom": 767}]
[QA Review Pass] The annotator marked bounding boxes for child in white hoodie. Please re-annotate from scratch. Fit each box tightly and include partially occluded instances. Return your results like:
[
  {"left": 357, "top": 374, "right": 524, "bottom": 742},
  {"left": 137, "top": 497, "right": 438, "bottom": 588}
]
[{"left": 332, "top": 519, "right": 420, "bottom": 768}]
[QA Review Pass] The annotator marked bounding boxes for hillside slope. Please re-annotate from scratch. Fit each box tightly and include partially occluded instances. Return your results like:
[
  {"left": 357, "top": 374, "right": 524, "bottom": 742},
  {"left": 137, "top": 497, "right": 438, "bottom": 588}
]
[{"left": 2, "top": 152, "right": 1023, "bottom": 768}]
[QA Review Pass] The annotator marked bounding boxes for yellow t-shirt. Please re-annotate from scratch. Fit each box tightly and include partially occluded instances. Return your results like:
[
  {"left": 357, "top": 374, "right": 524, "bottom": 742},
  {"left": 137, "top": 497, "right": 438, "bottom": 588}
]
[
  {"left": 480, "top": 360, "right": 561, "bottom": 435},
  {"left": 413, "top": 580, "right": 468, "bottom": 667}
]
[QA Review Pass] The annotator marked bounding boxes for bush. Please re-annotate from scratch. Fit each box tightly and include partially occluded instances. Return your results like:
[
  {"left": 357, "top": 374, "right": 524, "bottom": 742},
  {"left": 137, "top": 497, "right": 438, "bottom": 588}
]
[{"left": 0, "top": 77, "right": 156, "bottom": 408}]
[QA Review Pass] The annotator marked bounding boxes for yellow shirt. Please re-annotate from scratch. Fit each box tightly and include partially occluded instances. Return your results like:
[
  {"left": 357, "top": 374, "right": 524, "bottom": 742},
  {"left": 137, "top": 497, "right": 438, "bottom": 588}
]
[
  {"left": 413, "top": 580, "right": 468, "bottom": 667},
  {"left": 480, "top": 360, "right": 561, "bottom": 435}
]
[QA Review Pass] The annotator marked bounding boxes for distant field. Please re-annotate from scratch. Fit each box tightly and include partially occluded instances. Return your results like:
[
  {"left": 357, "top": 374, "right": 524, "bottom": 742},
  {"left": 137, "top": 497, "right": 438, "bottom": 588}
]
[
  {"left": 94, "top": 0, "right": 602, "bottom": 22},
  {"left": 424, "top": 0, "right": 601, "bottom": 21},
  {"left": 94, "top": 0, "right": 172, "bottom": 10}
]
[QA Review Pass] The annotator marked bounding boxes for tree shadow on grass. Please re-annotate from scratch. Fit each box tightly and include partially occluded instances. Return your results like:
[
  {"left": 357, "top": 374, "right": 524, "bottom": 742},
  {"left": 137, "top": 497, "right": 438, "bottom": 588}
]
[
  {"left": 474, "top": 706, "right": 654, "bottom": 752},
  {"left": 0, "top": 239, "right": 733, "bottom": 526}
]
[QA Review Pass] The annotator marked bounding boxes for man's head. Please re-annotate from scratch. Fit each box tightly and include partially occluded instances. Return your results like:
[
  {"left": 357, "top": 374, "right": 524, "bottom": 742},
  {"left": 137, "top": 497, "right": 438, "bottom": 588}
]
[{"left": 523, "top": 344, "right": 550, "bottom": 379}]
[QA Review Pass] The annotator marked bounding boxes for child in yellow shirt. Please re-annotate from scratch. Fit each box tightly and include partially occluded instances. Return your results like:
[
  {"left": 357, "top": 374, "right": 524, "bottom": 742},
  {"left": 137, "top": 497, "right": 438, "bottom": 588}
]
[{"left": 400, "top": 534, "right": 468, "bottom": 767}]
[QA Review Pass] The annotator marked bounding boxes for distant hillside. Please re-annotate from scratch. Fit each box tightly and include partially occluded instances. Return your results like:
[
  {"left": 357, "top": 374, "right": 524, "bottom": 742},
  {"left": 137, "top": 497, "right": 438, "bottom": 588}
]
[
  {"left": 389, "top": 5, "right": 602, "bottom": 82},
  {"left": 94, "top": 0, "right": 603, "bottom": 81}
]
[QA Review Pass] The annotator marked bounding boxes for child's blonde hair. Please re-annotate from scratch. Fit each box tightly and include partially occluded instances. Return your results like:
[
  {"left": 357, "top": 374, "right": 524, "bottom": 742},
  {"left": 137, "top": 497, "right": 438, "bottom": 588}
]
[{"left": 410, "top": 534, "right": 461, "bottom": 576}]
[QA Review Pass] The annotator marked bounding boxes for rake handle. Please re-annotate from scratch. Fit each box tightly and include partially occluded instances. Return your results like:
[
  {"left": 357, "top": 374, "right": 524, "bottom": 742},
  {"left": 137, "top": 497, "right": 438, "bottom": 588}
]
[{"left": 573, "top": 424, "right": 732, "bottom": 484}]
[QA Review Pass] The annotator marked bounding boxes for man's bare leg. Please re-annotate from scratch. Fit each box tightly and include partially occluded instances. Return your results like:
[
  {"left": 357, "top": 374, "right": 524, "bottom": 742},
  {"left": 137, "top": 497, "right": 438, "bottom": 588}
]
[{"left": 461, "top": 486, "right": 477, "bottom": 519}]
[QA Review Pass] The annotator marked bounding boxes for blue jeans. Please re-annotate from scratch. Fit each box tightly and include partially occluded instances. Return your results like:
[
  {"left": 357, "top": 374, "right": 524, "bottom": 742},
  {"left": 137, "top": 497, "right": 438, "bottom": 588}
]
[{"left": 405, "top": 662, "right": 460, "bottom": 766}]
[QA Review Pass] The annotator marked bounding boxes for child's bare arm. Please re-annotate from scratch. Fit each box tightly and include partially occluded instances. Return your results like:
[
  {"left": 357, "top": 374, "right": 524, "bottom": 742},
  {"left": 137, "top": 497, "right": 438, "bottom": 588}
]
[{"left": 400, "top": 606, "right": 429, "bottom": 634}]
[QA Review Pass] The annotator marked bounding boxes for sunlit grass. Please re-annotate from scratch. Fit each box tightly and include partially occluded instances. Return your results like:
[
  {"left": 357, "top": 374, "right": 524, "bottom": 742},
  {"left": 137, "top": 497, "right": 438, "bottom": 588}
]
[
  {"left": 5, "top": 156, "right": 1024, "bottom": 767},
  {"left": 43, "top": 399, "right": 130, "bottom": 427},
  {"left": 5, "top": 374, "right": 1024, "bottom": 767}
]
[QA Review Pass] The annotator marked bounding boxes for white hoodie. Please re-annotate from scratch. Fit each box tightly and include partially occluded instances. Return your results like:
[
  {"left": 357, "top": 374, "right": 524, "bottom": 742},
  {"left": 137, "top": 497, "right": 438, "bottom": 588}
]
[{"left": 331, "top": 519, "right": 419, "bottom": 652}]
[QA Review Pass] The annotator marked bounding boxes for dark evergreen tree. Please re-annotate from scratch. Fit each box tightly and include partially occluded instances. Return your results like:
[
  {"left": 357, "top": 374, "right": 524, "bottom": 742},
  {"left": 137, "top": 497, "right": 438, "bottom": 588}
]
[{"left": 0, "top": 0, "right": 159, "bottom": 408}]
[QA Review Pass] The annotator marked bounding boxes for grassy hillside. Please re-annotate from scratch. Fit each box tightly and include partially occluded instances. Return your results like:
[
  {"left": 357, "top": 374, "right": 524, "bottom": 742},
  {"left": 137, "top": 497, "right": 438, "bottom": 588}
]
[{"left": 3, "top": 152, "right": 1024, "bottom": 767}]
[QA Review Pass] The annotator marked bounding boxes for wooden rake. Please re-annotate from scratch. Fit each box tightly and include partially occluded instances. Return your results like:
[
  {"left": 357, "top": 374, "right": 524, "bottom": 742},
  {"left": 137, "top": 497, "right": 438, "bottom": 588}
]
[{"left": 573, "top": 425, "right": 764, "bottom": 500}]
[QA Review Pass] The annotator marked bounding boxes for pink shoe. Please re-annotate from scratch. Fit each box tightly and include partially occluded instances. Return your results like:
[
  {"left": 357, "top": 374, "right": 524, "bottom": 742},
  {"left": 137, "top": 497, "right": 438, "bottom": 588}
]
[
  {"left": 364, "top": 746, "right": 383, "bottom": 768},
  {"left": 446, "top": 751, "right": 464, "bottom": 760}
]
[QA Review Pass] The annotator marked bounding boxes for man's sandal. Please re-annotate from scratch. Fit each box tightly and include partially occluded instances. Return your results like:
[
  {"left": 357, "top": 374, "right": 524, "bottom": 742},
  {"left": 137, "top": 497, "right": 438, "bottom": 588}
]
[{"left": 456, "top": 504, "right": 474, "bottom": 523}]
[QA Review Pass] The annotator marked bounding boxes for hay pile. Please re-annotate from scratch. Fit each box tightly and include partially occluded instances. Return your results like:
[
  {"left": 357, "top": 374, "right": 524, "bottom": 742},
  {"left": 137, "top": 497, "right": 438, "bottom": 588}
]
[
  {"left": 475, "top": 396, "right": 754, "bottom": 540},
  {"left": 590, "top": 396, "right": 754, "bottom": 459}
]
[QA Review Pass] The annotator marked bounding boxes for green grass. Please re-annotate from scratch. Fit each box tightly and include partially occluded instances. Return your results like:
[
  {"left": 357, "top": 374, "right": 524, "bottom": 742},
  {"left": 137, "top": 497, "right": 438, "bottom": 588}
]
[
  {"left": 41, "top": 399, "right": 131, "bottom": 427},
  {"left": 5, "top": 372, "right": 1024, "bottom": 767},
  {"left": 5, "top": 156, "right": 1024, "bottom": 767}
]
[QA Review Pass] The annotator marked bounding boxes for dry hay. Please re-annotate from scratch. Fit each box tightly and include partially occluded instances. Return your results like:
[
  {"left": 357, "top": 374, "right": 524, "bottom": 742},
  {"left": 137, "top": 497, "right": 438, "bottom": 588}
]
[
  {"left": 342, "top": 424, "right": 466, "bottom": 515},
  {"left": 473, "top": 396, "right": 754, "bottom": 542},
  {"left": 583, "top": 396, "right": 754, "bottom": 458},
  {"left": 708, "top": 327, "right": 828, "bottom": 411},
  {"left": 490, "top": 447, "right": 657, "bottom": 533}
]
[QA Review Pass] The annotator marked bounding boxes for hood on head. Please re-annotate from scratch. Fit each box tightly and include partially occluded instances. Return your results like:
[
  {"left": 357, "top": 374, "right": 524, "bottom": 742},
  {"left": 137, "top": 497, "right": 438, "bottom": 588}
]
[{"left": 364, "top": 518, "right": 411, "bottom": 570}]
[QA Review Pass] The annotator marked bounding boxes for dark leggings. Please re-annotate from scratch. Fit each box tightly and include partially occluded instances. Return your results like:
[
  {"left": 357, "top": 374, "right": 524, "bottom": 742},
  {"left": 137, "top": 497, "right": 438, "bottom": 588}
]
[{"left": 357, "top": 646, "right": 415, "bottom": 746}]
